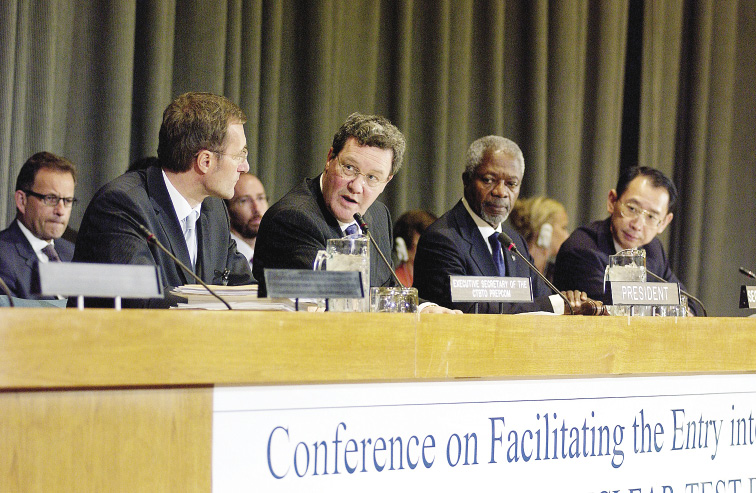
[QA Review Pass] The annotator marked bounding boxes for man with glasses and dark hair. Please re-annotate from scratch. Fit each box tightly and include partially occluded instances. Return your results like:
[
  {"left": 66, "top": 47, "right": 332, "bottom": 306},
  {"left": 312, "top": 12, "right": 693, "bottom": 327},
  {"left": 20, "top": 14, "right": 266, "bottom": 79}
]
[
  {"left": 72, "top": 92, "right": 254, "bottom": 308},
  {"left": 253, "top": 112, "right": 456, "bottom": 313},
  {"left": 0, "top": 152, "right": 77, "bottom": 298},
  {"left": 553, "top": 166, "right": 697, "bottom": 313},
  {"left": 253, "top": 112, "right": 402, "bottom": 296}
]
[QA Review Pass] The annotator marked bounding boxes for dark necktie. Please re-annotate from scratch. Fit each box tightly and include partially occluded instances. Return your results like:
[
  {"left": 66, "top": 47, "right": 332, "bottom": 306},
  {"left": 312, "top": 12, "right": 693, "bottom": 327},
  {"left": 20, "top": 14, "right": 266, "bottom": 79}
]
[
  {"left": 488, "top": 232, "right": 506, "bottom": 277},
  {"left": 42, "top": 244, "right": 61, "bottom": 262},
  {"left": 344, "top": 223, "right": 360, "bottom": 236}
]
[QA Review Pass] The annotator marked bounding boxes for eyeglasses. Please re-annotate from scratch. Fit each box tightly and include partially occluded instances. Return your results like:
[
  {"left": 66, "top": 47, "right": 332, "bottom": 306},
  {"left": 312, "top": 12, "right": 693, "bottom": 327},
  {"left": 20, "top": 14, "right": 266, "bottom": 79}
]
[
  {"left": 333, "top": 155, "right": 390, "bottom": 189},
  {"left": 216, "top": 148, "right": 249, "bottom": 163},
  {"left": 23, "top": 190, "right": 77, "bottom": 208},
  {"left": 617, "top": 201, "right": 664, "bottom": 228}
]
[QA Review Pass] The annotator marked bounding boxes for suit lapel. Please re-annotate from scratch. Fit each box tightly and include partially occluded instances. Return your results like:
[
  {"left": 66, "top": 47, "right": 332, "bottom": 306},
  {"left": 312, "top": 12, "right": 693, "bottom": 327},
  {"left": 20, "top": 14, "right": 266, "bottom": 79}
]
[
  {"left": 452, "top": 202, "right": 498, "bottom": 277},
  {"left": 10, "top": 221, "right": 38, "bottom": 270},
  {"left": 146, "top": 166, "right": 191, "bottom": 284},
  {"left": 501, "top": 225, "right": 521, "bottom": 276}
]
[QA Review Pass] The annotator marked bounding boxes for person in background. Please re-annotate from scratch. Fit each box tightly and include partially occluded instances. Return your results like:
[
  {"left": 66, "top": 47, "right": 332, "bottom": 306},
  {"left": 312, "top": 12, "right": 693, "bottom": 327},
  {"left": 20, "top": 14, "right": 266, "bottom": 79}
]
[
  {"left": 225, "top": 173, "right": 268, "bottom": 268},
  {"left": 509, "top": 196, "right": 569, "bottom": 283},
  {"left": 0, "top": 152, "right": 77, "bottom": 299},
  {"left": 392, "top": 209, "right": 437, "bottom": 287}
]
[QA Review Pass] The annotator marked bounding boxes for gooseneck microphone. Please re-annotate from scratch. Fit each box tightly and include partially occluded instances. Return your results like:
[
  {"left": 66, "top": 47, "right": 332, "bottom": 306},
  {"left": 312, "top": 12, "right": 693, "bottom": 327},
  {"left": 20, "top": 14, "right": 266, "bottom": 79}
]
[
  {"left": 645, "top": 270, "right": 707, "bottom": 317},
  {"left": 739, "top": 267, "right": 756, "bottom": 280},
  {"left": 498, "top": 231, "right": 577, "bottom": 315},
  {"left": 137, "top": 223, "right": 233, "bottom": 310},
  {"left": 353, "top": 213, "right": 405, "bottom": 288},
  {"left": 0, "top": 277, "right": 15, "bottom": 307}
]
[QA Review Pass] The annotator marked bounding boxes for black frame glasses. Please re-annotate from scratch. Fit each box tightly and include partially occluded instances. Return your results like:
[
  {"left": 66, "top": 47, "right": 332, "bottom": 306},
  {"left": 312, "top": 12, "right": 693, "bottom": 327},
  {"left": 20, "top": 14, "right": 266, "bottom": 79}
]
[{"left": 23, "top": 190, "right": 77, "bottom": 207}]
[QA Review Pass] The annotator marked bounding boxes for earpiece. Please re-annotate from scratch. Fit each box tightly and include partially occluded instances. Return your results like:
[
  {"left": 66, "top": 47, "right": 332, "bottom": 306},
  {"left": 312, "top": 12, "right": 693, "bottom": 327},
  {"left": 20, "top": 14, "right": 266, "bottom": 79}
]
[{"left": 536, "top": 223, "right": 552, "bottom": 249}]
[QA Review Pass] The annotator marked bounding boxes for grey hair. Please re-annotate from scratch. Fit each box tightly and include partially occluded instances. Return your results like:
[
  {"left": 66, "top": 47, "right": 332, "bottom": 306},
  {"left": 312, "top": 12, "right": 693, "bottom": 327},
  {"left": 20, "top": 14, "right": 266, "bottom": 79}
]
[
  {"left": 463, "top": 135, "right": 524, "bottom": 181},
  {"left": 331, "top": 112, "right": 406, "bottom": 175}
]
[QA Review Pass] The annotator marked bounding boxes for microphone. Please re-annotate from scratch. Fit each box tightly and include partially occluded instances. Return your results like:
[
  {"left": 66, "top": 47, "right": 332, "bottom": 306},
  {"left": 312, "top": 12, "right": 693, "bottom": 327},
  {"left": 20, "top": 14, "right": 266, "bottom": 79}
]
[
  {"left": 645, "top": 270, "right": 707, "bottom": 317},
  {"left": 136, "top": 223, "right": 233, "bottom": 310},
  {"left": 498, "top": 232, "right": 578, "bottom": 315},
  {"left": 739, "top": 267, "right": 756, "bottom": 280},
  {"left": 353, "top": 213, "right": 405, "bottom": 288}
]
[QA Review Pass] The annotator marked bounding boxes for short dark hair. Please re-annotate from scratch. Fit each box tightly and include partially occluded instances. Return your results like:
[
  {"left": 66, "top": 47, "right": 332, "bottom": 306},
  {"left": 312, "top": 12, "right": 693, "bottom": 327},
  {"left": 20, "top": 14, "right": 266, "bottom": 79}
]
[
  {"left": 157, "top": 92, "right": 247, "bottom": 173},
  {"left": 331, "top": 112, "right": 406, "bottom": 176},
  {"left": 616, "top": 166, "right": 678, "bottom": 211},
  {"left": 15, "top": 152, "right": 77, "bottom": 191},
  {"left": 394, "top": 210, "right": 437, "bottom": 245}
]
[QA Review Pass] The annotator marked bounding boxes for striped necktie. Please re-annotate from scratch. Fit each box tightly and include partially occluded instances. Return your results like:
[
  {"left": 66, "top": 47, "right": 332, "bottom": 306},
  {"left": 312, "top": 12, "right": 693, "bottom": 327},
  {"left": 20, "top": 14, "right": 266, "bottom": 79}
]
[{"left": 42, "top": 244, "right": 61, "bottom": 262}]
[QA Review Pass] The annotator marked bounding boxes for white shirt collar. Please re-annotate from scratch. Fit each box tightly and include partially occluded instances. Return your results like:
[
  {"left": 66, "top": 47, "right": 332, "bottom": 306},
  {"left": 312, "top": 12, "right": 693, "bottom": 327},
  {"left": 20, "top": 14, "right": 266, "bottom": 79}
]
[
  {"left": 230, "top": 231, "right": 254, "bottom": 262},
  {"left": 319, "top": 173, "right": 358, "bottom": 233},
  {"left": 16, "top": 219, "right": 54, "bottom": 262},
  {"left": 162, "top": 170, "right": 201, "bottom": 228},
  {"left": 461, "top": 197, "right": 502, "bottom": 254}
]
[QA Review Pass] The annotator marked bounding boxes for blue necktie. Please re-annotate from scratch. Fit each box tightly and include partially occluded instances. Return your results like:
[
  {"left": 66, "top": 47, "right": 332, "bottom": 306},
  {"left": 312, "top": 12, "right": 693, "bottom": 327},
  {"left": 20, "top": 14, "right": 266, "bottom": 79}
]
[
  {"left": 488, "top": 232, "right": 506, "bottom": 277},
  {"left": 344, "top": 223, "right": 360, "bottom": 236}
]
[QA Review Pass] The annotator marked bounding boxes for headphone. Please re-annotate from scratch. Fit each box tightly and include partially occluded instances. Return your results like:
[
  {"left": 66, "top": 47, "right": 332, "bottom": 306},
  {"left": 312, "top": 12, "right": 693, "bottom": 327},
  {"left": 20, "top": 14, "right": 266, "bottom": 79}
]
[{"left": 536, "top": 223, "right": 552, "bottom": 249}]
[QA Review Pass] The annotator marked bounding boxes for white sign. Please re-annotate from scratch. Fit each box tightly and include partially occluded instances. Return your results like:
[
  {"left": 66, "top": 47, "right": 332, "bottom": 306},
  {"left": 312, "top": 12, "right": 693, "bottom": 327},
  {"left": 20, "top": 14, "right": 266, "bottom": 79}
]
[
  {"left": 610, "top": 281, "right": 680, "bottom": 306},
  {"left": 449, "top": 275, "right": 533, "bottom": 302},
  {"left": 213, "top": 375, "right": 756, "bottom": 491}
]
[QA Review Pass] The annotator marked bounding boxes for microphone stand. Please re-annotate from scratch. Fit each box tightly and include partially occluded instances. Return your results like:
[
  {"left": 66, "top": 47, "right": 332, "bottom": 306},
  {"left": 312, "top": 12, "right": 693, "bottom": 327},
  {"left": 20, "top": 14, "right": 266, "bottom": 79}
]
[
  {"left": 498, "top": 232, "right": 576, "bottom": 315},
  {"left": 646, "top": 270, "right": 707, "bottom": 317},
  {"left": 353, "top": 213, "right": 405, "bottom": 288},
  {"left": 137, "top": 223, "right": 233, "bottom": 310},
  {"left": 0, "top": 277, "right": 15, "bottom": 307}
]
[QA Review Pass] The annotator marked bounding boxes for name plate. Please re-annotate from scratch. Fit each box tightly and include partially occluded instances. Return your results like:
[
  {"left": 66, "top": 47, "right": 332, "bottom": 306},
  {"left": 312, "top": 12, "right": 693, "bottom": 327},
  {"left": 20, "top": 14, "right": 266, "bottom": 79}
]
[
  {"left": 740, "top": 285, "right": 756, "bottom": 309},
  {"left": 449, "top": 276, "right": 532, "bottom": 303},
  {"left": 610, "top": 281, "right": 679, "bottom": 306},
  {"left": 265, "top": 269, "right": 363, "bottom": 299}
]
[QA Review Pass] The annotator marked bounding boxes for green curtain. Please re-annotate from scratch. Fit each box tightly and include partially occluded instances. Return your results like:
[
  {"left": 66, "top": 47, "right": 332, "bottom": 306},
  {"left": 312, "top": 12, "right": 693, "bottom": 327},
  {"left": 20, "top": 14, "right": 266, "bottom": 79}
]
[{"left": 1, "top": 0, "right": 754, "bottom": 316}]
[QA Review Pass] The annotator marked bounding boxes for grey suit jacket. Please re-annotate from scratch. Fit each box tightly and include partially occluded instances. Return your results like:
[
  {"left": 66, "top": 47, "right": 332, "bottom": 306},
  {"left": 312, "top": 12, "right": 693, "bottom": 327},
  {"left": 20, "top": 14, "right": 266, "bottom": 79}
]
[
  {"left": 253, "top": 175, "right": 394, "bottom": 297},
  {"left": 413, "top": 200, "right": 554, "bottom": 314},
  {"left": 72, "top": 165, "right": 253, "bottom": 308},
  {"left": 0, "top": 219, "right": 74, "bottom": 299}
]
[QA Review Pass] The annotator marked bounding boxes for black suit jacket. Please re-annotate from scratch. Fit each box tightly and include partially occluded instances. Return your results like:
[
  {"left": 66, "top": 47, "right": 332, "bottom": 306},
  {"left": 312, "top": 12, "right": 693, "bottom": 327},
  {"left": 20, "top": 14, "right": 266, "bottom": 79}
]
[
  {"left": 413, "top": 200, "right": 554, "bottom": 314},
  {"left": 0, "top": 219, "right": 74, "bottom": 299},
  {"left": 253, "top": 176, "right": 394, "bottom": 297},
  {"left": 72, "top": 165, "right": 252, "bottom": 308},
  {"left": 553, "top": 217, "right": 697, "bottom": 314}
]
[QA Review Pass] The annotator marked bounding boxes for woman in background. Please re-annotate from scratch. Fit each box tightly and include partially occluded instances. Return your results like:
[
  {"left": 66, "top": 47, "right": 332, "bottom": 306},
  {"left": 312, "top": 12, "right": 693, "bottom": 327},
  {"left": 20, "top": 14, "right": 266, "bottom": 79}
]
[
  {"left": 509, "top": 196, "right": 569, "bottom": 283},
  {"left": 393, "top": 210, "right": 437, "bottom": 287}
]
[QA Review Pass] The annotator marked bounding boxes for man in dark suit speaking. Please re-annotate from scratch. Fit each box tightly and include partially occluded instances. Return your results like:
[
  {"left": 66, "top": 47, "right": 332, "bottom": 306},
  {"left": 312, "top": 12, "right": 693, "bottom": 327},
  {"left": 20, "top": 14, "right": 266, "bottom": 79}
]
[
  {"left": 253, "top": 113, "right": 456, "bottom": 314},
  {"left": 413, "top": 136, "right": 595, "bottom": 315},
  {"left": 0, "top": 152, "right": 77, "bottom": 298},
  {"left": 72, "top": 92, "right": 253, "bottom": 307}
]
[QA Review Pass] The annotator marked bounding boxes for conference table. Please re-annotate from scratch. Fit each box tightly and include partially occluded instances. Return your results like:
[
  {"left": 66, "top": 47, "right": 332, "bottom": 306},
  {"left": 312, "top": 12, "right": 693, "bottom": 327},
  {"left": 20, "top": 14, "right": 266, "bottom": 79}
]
[{"left": 1, "top": 309, "right": 755, "bottom": 491}]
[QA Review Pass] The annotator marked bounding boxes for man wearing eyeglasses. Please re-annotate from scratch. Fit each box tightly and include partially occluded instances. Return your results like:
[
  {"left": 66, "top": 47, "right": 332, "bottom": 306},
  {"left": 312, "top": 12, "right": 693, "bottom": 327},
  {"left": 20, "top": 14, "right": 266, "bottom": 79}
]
[
  {"left": 252, "top": 113, "right": 456, "bottom": 313},
  {"left": 0, "top": 152, "right": 76, "bottom": 298},
  {"left": 254, "top": 112, "right": 401, "bottom": 296},
  {"left": 71, "top": 92, "right": 254, "bottom": 308},
  {"left": 553, "top": 166, "right": 697, "bottom": 313}
]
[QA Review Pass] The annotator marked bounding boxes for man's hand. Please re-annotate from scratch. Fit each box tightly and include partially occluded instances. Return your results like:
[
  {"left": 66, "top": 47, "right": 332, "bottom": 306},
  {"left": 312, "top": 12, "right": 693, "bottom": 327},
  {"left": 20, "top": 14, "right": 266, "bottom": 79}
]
[
  {"left": 420, "top": 305, "right": 463, "bottom": 314},
  {"left": 561, "top": 290, "right": 606, "bottom": 315}
]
